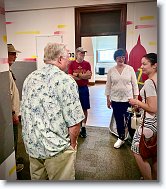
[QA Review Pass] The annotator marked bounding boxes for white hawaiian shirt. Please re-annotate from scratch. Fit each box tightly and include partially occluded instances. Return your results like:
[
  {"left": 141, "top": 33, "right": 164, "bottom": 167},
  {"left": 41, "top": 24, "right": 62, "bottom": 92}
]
[{"left": 21, "top": 64, "right": 85, "bottom": 159}]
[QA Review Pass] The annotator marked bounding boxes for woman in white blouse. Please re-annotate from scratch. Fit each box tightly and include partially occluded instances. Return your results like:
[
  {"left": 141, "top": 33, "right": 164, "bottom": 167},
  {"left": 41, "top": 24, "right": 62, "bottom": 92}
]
[{"left": 105, "top": 48, "right": 139, "bottom": 149}]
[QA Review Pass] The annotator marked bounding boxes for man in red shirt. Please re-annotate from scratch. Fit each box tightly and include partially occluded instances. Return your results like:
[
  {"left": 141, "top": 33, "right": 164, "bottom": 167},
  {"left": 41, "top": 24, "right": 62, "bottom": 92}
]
[{"left": 68, "top": 47, "right": 92, "bottom": 138}]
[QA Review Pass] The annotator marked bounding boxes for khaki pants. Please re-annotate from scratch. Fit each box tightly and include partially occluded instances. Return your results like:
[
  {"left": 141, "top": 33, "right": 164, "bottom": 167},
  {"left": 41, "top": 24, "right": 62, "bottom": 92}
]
[{"left": 29, "top": 146, "right": 76, "bottom": 180}]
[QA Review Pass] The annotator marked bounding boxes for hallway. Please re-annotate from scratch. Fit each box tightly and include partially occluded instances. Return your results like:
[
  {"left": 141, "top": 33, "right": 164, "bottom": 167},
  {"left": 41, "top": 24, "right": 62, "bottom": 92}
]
[{"left": 87, "top": 83, "right": 112, "bottom": 127}]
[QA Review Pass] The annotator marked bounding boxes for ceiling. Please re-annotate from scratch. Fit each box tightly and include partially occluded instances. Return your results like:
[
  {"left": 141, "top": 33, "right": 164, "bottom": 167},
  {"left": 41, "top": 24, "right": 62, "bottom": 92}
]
[{"left": 4, "top": 0, "right": 155, "bottom": 11}]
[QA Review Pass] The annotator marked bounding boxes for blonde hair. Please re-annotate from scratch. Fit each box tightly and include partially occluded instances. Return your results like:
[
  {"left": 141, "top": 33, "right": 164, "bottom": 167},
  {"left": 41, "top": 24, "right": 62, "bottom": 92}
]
[{"left": 43, "top": 43, "right": 67, "bottom": 63}]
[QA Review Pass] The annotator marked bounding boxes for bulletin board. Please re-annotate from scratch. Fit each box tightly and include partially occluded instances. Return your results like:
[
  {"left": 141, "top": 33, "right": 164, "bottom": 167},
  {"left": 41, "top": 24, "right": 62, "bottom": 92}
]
[{"left": 36, "top": 35, "right": 63, "bottom": 69}]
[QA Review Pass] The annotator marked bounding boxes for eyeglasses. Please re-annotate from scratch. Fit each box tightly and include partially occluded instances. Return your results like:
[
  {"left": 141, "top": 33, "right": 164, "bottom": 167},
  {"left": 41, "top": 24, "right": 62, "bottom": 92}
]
[{"left": 116, "top": 56, "right": 125, "bottom": 59}]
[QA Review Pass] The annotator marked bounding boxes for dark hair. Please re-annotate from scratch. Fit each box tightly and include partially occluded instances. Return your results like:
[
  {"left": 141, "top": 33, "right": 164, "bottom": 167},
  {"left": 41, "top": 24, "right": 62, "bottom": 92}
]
[
  {"left": 143, "top": 53, "right": 157, "bottom": 65},
  {"left": 113, "top": 48, "right": 126, "bottom": 61}
]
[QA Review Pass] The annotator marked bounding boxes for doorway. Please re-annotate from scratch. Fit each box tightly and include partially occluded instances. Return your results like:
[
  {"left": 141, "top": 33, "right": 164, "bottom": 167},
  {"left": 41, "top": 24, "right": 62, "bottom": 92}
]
[
  {"left": 75, "top": 4, "right": 127, "bottom": 126},
  {"left": 81, "top": 35, "right": 118, "bottom": 82}
]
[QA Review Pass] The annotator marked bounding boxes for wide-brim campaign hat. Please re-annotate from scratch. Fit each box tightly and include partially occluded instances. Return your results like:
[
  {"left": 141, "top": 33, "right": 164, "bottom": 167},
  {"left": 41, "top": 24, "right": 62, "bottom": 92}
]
[
  {"left": 75, "top": 47, "right": 87, "bottom": 53},
  {"left": 7, "top": 44, "right": 21, "bottom": 53}
]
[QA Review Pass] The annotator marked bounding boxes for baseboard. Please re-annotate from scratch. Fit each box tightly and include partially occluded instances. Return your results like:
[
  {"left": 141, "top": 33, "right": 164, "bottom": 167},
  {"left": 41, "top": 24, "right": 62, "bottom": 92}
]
[
  {"left": 89, "top": 81, "right": 106, "bottom": 85},
  {"left": 95, "top": 80, "right": 106, "bottom": 84},
  {"left": 88, "top": 80, "right": 106, "bottom": 85},
  {"left": 88, "top": 82, "right": 95, "bottom": 86}
]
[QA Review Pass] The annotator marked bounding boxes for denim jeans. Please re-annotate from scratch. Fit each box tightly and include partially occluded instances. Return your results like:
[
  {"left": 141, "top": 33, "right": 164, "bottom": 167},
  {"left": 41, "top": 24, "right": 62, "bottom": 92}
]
[{"left": 111, "top": 101, "right": 135, "bottom": 140}]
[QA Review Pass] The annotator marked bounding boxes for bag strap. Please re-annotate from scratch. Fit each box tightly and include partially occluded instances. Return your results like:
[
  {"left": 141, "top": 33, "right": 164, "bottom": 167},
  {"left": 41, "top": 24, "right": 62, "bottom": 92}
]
[
  {"left": 150, "top": 79, "right": 157, "bottom": 93},
  {"left": 141, "top": 91, "right": 146, "bottom": 130},
  {"left": 141, "top": 78, "right": 157, "bottom": 131}
]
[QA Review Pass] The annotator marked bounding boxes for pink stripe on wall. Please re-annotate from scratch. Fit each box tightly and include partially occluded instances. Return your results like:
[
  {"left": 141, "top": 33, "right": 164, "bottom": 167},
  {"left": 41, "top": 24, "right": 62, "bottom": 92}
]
[
  {"left": 23, "top": 58, "right": 36, "bottom": 62},
  {"left": 0, "top": 58, "right": 8, "bottom": 64},
  {"left": 54, "top": 31, "right": 64, "bottom": 35},
  {"left": 126, "top": 21, "right": 133, "bottom": 25},
  {"left": 135, "top": 25, "right": 156, "bottom": 29},
  {"left": 6, "top": 22, "right": 13, "bottom": 24}
]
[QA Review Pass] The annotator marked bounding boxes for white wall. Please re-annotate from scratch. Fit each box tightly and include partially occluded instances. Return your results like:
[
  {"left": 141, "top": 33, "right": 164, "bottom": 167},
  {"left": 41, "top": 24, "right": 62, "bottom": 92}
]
[
  {"left": 126, "top": 1, "right": 157, "bottom": 54},
  {"left": 5, "top": 7, "right": 75, "bottom": 61},
  {"left": 82, "top": 37, "right": 95, "bottom": 83},
  {"left": 0, "top": 0, "right": 8, "bottom": 72},
  {"left": 126, "top": 1, "right": 157, "bottom": 75}
]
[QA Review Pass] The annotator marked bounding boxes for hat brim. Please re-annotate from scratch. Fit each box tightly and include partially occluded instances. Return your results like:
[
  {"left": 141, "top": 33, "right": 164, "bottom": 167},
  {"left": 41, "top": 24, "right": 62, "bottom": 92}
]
[{"left": 9, "top": 50, "right": 21, "bottom": 53}]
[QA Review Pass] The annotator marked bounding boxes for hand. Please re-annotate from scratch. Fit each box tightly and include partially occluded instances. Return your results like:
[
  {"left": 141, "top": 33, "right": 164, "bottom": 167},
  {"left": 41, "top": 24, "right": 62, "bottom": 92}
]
[
  {"left": 85, "top": 70, "right": 92, "bottom": 77},
  {"left": 12, "top": 114, "right": 19, "bottom": 125},
  {"left": 70, "top": 142, "right": 77, "bottom": 150},
  {"left": 107, "top": 99, "right": 112, "bottom": 109},
  {"left": 73, "top": 72, "right": 79, "bottom": 77},
  {"left": 78, "top": 71, "right": 92, "bottom": 79},
  {"left": 85, "top": 70, "right": 91, "bottom": 74},
  {"left": 129, "top": 98, "right": 138, "bottom": 107}
]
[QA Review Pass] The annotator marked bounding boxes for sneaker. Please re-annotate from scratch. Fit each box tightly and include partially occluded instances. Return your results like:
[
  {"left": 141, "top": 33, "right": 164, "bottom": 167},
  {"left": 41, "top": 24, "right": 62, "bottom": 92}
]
[
  {"left": 16, "top": 163, "right": 24, "bottom": 172},
  {"left": 114, "top": 138, "right": 125, "bottom": 149},
  {"left": 80, "top": 127, "right": 87, "bottom": 138}
]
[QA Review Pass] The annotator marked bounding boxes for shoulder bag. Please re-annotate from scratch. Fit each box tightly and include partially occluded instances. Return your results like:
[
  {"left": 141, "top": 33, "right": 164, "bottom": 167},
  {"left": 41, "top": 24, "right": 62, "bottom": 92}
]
[{"left": 139, "top": 79, "right": 157, "bottom": 160}]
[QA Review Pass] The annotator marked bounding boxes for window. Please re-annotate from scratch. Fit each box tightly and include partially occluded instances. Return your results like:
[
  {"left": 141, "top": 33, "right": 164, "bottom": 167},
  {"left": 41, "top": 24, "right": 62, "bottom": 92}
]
[{"left": 97, "top": 49, "right": 115, "bottom": 63}]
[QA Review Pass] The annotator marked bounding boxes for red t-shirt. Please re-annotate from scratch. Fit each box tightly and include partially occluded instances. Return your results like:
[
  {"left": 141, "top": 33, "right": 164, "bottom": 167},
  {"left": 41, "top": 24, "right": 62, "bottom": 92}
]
[{"left": 68, "top": 60, "right": 91, "bottom": 86}]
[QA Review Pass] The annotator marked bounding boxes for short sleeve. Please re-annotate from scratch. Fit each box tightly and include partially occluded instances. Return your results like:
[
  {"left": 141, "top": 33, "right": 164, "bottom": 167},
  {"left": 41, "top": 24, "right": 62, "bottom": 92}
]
[
  {"left": 144, "top": 79, "right": 157, "bottom": 98},
  {"left": 60, "top": 77, "right": 85, "bottom": 127}
]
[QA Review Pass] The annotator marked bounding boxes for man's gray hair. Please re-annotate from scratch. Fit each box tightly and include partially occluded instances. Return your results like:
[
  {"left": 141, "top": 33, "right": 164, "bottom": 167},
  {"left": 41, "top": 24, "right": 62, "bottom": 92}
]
[{"left": 43, "top": 43, "right": 67, "bottom": 63}]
